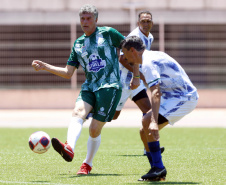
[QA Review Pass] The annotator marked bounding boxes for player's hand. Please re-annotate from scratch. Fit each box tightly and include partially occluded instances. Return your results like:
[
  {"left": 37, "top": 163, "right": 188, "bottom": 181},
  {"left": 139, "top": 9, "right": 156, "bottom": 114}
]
[
  {"left": 32, "top": 60, "right": 45, "bottom": 71},
  {"left": 148, "top": 122, "right": 160, "bottom": 141},
  {"left": 130, "top": 77, "right": 140, "bottom": 90}
]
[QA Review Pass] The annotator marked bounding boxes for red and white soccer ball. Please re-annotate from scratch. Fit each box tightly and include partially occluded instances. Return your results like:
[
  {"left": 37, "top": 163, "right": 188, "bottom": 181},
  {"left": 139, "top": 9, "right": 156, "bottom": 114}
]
[{"left": 29, "top": 131, "right": 51, "bottom": 154}]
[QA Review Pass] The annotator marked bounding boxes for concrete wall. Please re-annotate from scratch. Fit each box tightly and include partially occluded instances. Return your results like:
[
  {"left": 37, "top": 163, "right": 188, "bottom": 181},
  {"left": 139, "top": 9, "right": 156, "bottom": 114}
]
[
  {"left": 1, "top": 0, "right": 225, "bottom": 109},
  {"left": 1, "top": 89, "right": 225, "bottom": 109},
  {"left": 1, "top": 0, "right": 226, "bottom": 25},
  {"left": 1, "top": 0, "right": 226, "bottom": 11}
]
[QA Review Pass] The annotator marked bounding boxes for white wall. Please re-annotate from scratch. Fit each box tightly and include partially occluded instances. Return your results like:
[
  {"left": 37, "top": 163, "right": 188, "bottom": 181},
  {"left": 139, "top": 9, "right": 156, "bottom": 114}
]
[{"left": 1, "top": 0, "right": 226, "bottom": 11}]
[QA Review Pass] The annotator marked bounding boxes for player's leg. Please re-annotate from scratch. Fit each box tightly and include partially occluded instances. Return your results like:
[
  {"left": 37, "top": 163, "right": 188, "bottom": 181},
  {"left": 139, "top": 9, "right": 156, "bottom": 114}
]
[
  {"left": 113, "top": 110, "right": 121, "bottom": 120},
  {"left": 140, "top": 98, "right": 198, "bottom": 181},
  {"left": 131, "top": 88, "right": 155, "bottom": 161},
  {"left": 67, "top": 100, "right": 93, "bottom": 151},
  {"left": 77, "top": 119, "right": 106, "bottom": 175},
  {"left": 113, "top": 88, "right": 131, "bottom": 120},
  {"left": 139, "top": 127, "right": 149, "bottom": 154},
  {"left": 51, "top": 91, "right": 94, "bottom": 162},
  {"left": 139, "top": 111, "right": 168, "bottom": 181},
  {"left": 77, "top": 87, "right": 122, "bottom": 175}
]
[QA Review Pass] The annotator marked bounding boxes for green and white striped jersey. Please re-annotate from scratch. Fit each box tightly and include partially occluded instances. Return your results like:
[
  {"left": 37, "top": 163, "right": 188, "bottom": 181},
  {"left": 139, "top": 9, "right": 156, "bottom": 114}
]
[{"left": 68, "top": 27, "right": 125, "bottom": 92}]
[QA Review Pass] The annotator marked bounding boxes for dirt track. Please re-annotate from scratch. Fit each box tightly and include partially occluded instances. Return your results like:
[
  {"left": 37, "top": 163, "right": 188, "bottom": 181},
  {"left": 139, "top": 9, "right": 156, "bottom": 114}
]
[{"left": 0, "top": 108, "right": 225, "bottom": 128}]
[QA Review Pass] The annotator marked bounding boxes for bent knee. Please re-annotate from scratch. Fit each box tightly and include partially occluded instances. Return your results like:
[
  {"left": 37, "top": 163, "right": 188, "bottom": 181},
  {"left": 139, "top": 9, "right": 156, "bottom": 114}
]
[
  {"left": 89, "top": 127, "right": 100, "bottom": 138},
  {"left": 72, "top": 108, "right": 86, "bottom": 119},
  {"left": 142, "top": 117, "right": 150, "bottom": 129}
]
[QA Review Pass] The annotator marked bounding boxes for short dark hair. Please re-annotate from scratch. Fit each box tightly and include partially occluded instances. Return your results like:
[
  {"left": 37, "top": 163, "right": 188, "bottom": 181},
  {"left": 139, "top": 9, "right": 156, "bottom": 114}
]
[
  {"left": 138, "top": 11, "right": 152, "bottom": 21},
  {"left": 120, "top": 36, "right": 145, "bottom": 51}
]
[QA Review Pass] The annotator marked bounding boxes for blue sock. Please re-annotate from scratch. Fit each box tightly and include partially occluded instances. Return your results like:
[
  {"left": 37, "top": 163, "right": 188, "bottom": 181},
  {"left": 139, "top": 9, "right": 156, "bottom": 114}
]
[
  {"left": 148, "top": 141, "right": 164, "bottom": 169},
  {"left": 146, "top": 152, "right": 153, "bottom": 168}
]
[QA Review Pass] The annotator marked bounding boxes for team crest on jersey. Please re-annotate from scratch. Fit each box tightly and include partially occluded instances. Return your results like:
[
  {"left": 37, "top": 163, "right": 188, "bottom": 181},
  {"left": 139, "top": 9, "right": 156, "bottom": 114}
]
[{"left": 87, "top": 54, "right": 106, "bottom": 72}]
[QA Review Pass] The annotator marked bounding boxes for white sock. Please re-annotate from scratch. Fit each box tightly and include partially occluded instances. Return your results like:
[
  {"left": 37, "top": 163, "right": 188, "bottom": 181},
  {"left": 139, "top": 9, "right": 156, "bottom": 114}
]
[
  {"left": 67, "top": 117, "right": 83, "bottom": 152},
  {"left": 83, "top": 135, "right": 101, "bottom": 167}
]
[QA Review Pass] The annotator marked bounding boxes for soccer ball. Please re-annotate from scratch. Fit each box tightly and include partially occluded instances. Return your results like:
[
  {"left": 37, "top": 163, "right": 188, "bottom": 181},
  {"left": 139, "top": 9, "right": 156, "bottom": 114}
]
[{"left": 29, "top": 131, "right": 51, "bottom": 154}]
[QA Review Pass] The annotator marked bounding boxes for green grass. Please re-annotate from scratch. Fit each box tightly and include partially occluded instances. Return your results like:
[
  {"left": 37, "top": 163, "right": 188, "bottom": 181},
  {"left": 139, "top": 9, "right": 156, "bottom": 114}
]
[{"left": 0, "top": 127, "right": 225, "bottom": 185}]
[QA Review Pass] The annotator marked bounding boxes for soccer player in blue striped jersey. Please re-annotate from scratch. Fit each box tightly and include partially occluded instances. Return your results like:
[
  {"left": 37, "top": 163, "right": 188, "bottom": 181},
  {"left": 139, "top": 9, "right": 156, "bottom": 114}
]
[{"left": 121, "top": 36, "right": 199, "bottom": 181}]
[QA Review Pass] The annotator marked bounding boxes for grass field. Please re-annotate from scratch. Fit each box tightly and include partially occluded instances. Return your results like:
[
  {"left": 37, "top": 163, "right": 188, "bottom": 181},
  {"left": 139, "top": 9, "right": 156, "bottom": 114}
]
[{"left": 0, "top": 127, "right": 225, "bottom": 185}]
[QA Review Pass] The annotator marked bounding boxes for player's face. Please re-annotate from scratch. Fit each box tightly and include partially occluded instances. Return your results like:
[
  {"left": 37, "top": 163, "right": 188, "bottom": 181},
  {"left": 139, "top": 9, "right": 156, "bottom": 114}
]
[
  {"left": 122, "top": 48, "right": 137, "bottom": 64},
  {"left": 80, "top": 13, "right": 97, "bottom": 36},
  {"left": 138, "top": 13, "right": 153, "bottom": 37}
]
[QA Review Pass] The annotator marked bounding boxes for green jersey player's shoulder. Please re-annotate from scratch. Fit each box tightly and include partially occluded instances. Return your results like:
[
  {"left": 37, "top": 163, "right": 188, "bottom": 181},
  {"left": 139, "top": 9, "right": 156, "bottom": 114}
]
[
  {"left": 98, "top": 26, "right": 122, "bottom": 35},
  {"left": 97, "top": 26, "right": 111, "bottom": 32},
  {"left": 98, "top": 26, "right": 124, "bottom": 47}
]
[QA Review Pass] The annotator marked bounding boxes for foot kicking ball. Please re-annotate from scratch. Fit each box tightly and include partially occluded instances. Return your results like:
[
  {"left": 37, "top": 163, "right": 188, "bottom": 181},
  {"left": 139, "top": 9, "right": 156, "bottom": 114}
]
[{"left": 29, "top": 131, "right": 51, "bottom": 154}]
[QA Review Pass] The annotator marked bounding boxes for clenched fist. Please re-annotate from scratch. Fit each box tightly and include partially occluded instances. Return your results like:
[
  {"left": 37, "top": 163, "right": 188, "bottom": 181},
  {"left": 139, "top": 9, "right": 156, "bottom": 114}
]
[{"left": 32, "top": 60, "right": 45, "bottom": 71}]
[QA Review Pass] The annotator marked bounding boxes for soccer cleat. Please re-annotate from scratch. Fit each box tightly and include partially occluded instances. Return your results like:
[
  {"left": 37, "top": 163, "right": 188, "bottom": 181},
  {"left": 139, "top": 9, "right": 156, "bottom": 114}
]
[
  {"left": 160, "top": 146, "right": 165, "bottom": 154},
  {"left": 51, "top": 138, "right": 74, "bottom": 162},
  {"left": 77, "top": 163, "right": 92, "bottom": 175},
  {"left": 144, "top": 146, "right": 165, "bottom": 156},
  {"left": 138, "top": 166, "right": 167, "bottom": 181}
]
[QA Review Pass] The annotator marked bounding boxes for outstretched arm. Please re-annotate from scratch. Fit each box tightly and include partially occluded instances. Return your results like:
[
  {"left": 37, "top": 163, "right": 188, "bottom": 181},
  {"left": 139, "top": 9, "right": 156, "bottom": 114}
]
[{"left": 32, "top": 60, "right": 76, "bottom": 79}]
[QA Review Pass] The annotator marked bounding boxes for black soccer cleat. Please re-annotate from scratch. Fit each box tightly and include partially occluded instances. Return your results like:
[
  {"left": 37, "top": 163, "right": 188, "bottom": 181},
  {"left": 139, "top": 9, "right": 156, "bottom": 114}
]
[
  {"left": 160, "top": 146, "right": 165, "bottom": 154},
  {"left": 138, "top": 166, "right": 167, "bottom": 181}
]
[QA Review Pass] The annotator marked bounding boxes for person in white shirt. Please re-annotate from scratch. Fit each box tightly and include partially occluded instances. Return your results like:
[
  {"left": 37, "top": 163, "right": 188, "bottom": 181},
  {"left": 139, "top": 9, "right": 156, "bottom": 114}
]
[
  {"left": 121, "top": 35, "right": 199, "bottom": 181},
  {"left": 113, "top": 11, "right": 164, "bottom": 163}
]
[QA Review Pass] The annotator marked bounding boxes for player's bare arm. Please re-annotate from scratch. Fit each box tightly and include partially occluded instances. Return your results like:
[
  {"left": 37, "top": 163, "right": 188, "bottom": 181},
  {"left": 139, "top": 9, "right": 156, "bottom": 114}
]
[
  {"left": 32, "top": 60, "right": 76, "bottom": 79},
  {"left": 119, "top": 54, "right": 146, "bottom": 82},
  {"left": 119, "top": 55, "right": 133, "bottom": 72},
  {"left": 119, "top": 55, "right": 146, "bottom": 90},
  {"left": 149, "top": 84, "right": 162, "bottom": 141},
  {"left": 130, "top": 63, "right": 140, "bottom": 89},
  {"left": 119, "top": 55, "right": 140, "bottom": 89}
]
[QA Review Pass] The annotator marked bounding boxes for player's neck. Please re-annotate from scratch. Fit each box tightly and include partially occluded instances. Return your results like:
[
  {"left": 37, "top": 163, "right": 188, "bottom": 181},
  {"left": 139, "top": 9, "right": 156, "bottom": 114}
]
[{"left": 140, "top": 29, "right": 149, "bottom": 37}]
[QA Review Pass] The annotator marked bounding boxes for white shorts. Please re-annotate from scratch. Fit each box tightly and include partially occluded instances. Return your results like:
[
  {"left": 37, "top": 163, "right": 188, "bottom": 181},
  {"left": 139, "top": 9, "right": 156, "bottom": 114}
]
[
  {"left": 159, "top": 96, "right": 198, "bottom": 125},
  {"left": 116, "top": 83, "right": 146, "bottom": 111}
]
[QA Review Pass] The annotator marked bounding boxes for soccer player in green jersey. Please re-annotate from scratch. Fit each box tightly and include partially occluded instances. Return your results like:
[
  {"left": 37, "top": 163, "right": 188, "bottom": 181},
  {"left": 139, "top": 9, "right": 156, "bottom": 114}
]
[{"left": 32, "top": 4, "right": 124, "bottom": 175}]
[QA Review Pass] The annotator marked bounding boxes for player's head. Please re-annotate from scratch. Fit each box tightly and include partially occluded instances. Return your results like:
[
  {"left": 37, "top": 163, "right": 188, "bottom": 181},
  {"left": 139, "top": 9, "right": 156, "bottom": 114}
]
[
  {"left": 138, "top": 11, "right": 153, "bottom": 37},
  {"left": 120, "top": 36, "right": 145, "bottom": 64},
  {"left": 79, "top": 4, "right": 98, "bottom": 20},
  {"left": 79, "top": 4, "right": 98, "bottom": 36}
]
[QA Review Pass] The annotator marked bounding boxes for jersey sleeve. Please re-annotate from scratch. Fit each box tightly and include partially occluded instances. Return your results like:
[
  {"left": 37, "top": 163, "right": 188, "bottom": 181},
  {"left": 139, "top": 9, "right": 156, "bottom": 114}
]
[
  {"left": 67, "top": 41, "right": 80, "bottom": 69},
  {"left": 108, "top": 27, "right": 125, "bottom": 48},
  {"left": 143, "top": 63, "right": 161, "bottom": 88}
]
